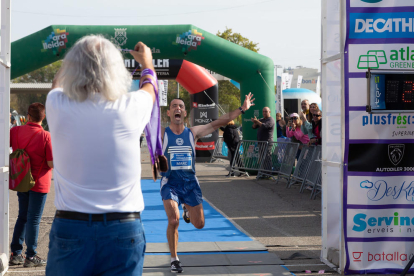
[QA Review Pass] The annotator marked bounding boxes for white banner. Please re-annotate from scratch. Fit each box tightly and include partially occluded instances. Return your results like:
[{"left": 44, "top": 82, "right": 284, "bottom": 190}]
[
  {"left": 349, "top": 78, "right": 367, "bottom": 107},
  {"left": 276, "top": 76, "right": 283, "bottom": 114},
  {"left": 348, "top": 44, "right": 414, "bottom": 73},
  {"left": 347, "top": 175, "right": 414, "bottom": 205},
  {"left": 347, "top": 208, "right": 414, "bottom": 238},
  {"left": 158, "top": 80, "right": 168, "bottom": 106},
  {"left": 281, "top": 73, "right": 289, "bottom": 90},
  {"left": 348, "top": 241, "right": 414, "bottom": 271},
  {"left": 287, "top": 74, "right": 293, "bottom": 89},
  {"left": 297, "top": 75, "right": 303, "bottom": 88},
  {"left": 349, "top": 111, "right": 414, "bottom": 140}
]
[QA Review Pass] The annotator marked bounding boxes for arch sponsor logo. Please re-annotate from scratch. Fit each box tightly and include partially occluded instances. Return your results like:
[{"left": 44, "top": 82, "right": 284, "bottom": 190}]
[
  {"left": 112, "top": 28, "right": 127, "bottom": 47},
  {"left": 41, "top": 29, "right": 69, "bottom": 55},
  {"left": 350, "top": 12, "right": 414, "bottom": 39},
  {"left": 173, "top": 29, "right": 204, "bottom": 52}
]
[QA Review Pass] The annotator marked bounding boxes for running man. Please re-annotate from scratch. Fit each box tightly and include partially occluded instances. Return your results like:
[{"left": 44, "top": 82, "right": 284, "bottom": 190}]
[{"left": 161, "top": 93, "right": 255, "bottom": 273}]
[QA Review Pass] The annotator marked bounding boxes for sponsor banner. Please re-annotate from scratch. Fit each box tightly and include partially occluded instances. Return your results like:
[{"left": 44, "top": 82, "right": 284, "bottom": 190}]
[
  {"left": 281, "top": 73, "right": 290, "bottom": 90},
  {"left": 347, "top": 175, "right": 414, "bottom": 205},
  {"left": 125, "top": 59, "right": 183, "bottom": 80},
  {"left": 173, "top": 29, "right": 205, "bottom": 53},
  {"left": 158, "top": 80, "right": 168, "bottom": 106},
  {"left": 41, "top": 28, "right": 69, "bottom": 55},
  {"left": 297, "top": 75, "right": 303, "bottom": 88},
  {"left": 348, "top": 208, "right": 414, "bottom": 238},
  {"left": 348, "top": 143, "right": 414, "bottom": 172},
  {"left": 348, "top": 44, "right": 414, "bottom": 73},
  {"left": 345, "top": 1, "right": 414, "bottom": 273},
  {"left": 347, "top": 241, "right": 414, "bottom": 271},
  {"left": 349, "top": 111, "right": 414, "bottom": 140},
  {"left": 349, "top": 78, "right": 368, "bottom": 107},
  {"left": 351, "top": 0, "right": 414, "bottom": 8},
  {"left": 195, "top": 141, "right": 215, "bottom": 151},
  {"left": 350, "top": 12, "right": 414, "bottom": 39}
]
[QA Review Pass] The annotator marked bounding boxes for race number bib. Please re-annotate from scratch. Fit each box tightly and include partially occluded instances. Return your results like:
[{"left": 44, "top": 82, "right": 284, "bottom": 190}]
[
  {"left": 168, "top": 146, "right": 193, "bottom": 171},
  {"left": 170, "top": 152, "right": 192, "bottom": 170}
]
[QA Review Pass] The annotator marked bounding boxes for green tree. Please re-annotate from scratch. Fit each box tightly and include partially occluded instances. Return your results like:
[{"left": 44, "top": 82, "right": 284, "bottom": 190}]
[
  {"left": 216, "top": 27, "right": 260, "bottom": 125},
  {"left": 216, "top": 27, "right": 260, "bottom": 53},
  {"left": 11, "top": 61, "right": 62, "bottom": 130}
]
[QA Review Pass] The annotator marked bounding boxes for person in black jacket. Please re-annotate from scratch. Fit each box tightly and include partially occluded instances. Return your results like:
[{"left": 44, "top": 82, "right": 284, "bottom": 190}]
[{"left": 220, "top": 120, "right": 240, "bottom": 176}]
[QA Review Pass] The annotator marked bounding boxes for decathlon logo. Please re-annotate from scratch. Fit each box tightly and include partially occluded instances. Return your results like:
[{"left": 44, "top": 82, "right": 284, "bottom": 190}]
[
  {"left": 350, "top": 13, "right": 414, "bottom": 39},
  {"left": 112, "top": 28, "right": 127, "bottom": 47},
  {"left": 176, "top": 138, "right": 184, "bottom": 146},
  {"left": 41, "top": 29, "right": 69, "bottom": 55},
  {"left": 173, "top": 29, "right": 205, "bottom": 52}
]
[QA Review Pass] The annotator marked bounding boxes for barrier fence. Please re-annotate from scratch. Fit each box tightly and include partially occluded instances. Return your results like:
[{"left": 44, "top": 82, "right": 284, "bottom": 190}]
[
  {"left": 225, "top": 139, "right": 322, "bottom": 199},
  {"left": 210, "top": 137, "right": 228, "bottom": 163}
]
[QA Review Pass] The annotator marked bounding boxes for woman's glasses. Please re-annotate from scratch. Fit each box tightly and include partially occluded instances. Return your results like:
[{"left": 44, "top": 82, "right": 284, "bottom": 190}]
[
  {"left": 292, "top": 117, "right": 299, "bottom": 120},
  {"left": 313, "top": 114, "right": 321, "bottom": 118}
]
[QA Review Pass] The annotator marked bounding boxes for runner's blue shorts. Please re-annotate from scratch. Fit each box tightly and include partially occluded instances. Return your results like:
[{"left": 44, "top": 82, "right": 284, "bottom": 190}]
[{"left": 160, "top": 177, "right": 203, "bottom": 207}]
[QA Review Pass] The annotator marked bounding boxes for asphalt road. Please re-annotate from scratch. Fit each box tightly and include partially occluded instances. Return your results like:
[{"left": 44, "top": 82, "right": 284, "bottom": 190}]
[{"left": 6, "top": 145, "right": 337, "bottom": 276}]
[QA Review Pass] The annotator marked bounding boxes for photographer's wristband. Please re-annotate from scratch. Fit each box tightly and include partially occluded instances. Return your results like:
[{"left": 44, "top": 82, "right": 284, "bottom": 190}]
[{"left": 239, "top": 106, "right": 245, "bottom": 114}]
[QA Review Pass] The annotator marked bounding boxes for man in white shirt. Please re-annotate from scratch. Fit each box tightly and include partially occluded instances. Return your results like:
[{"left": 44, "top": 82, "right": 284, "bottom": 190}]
[{"left": 45, "top": 35, "right": 156, "bottom": 276}]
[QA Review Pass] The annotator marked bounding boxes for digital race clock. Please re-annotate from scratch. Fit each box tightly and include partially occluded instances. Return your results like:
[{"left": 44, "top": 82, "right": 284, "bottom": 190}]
[{"left": 366, "top": 69, "right": 414, "bottom": 113}]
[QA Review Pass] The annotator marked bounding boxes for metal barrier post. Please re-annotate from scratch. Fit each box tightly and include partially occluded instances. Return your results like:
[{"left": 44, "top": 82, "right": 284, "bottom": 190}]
[
  {"left": 257, "top": 142, "right": 298, "bottom": 183},
  {"left": 230, "top": 140, "right": 269, "bottom": 177},
  {"left": 299, "top": 146, "right": 322, "bottom": 196},
  {"left": 210, "top": 137, "right": 228, "bottom": 163},
  {"left": 287, "top": 145, "right": 316, "bottom": 188}
]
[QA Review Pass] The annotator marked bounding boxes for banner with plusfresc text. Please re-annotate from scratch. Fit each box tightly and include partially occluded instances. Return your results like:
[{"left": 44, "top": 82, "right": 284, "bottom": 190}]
[{"left": 345, "top": 0, "right": 414, "bottom": 274}]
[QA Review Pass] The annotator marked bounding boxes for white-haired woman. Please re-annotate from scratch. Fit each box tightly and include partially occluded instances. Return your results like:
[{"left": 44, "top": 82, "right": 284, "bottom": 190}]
[{"left": 45, "top": 35, "right": 156, "bottom": 275}]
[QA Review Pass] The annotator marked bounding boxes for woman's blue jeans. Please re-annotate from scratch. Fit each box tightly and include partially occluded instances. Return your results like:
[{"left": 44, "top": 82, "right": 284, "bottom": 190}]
[
  {"left": 10, "top": 190, "right": 48, "bottom": 258},
  {"left": 46, "top": 215, "right": 146, "bottom": 276}
]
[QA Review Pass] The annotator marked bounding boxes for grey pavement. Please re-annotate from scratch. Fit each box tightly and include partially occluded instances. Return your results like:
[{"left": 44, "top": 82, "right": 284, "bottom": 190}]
[{"left": 6, "top": 146, "right": 338, "bottom": 276}]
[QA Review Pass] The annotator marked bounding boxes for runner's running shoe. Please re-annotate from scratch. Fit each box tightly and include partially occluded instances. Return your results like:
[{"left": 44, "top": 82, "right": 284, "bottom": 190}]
[
  {"left": 182, "top": 205, "right": 190, "bottom": 223},
  {"left": 171, "top": 260, "right": 183, "bottom": 273}
]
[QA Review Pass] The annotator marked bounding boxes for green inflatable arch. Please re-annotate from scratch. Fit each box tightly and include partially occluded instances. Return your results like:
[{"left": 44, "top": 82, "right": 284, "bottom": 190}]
[{"left": 11, "top": 25, "right": 275, "bottom": 141}]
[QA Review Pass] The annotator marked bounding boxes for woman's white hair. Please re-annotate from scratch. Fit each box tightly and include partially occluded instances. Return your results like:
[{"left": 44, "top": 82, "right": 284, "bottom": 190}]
[{"left": 59, "top": 35, "right": 132, "bottom": 102}]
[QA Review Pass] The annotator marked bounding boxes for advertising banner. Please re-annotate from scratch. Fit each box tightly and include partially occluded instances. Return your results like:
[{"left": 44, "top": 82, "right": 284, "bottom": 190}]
[
  {"left": 158, "top": 80, "right": 168, "bottom": 107},
  {"left": 297, "top": 75, "right": 303, "bottom": 88},
  {"left": 345, "top": 0, "right": 414, "bottom": 273}
]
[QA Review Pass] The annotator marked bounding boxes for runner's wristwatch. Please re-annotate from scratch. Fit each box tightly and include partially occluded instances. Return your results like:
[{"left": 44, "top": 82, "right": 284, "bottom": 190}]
[{"left": 239, "top": 107, "right": 245, "bottom": 114}]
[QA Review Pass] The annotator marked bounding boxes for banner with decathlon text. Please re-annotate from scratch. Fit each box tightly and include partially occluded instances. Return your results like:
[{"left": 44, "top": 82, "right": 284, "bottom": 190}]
[{"left": 345, "top": 0, "right": 414, "bottom": 274}]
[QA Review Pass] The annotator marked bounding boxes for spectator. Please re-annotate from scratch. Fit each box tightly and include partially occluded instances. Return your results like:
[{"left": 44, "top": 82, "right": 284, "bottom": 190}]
[
  {"left": 10, "top": 116, "right": 16, "bottom": 129},
  {"left": 220, "top": 120, "right": 240, "bottom": 176},
  {"left": 309, "top": 110, "right": 322, "bottom": 146},
  {"left": 310, "top": 102, "right": 320, "bottom": 114},
  {"left": 9, "top": 103, "right": 53, "bottom": 268},
  {"left": 140, "top": 133, "right": 144, "bottom": 148},
  {"left": 45, "top": 36, "right": 156, "bottom": 275},
  {"left": 251, "top": 107, "right": 275, "bottom": 142},
  {"left": 286, "top": 113, "right": 310, "bottom": 159},
  {"left": 299, "top": 99, "right": 314, "bottom": 138},
  {"left": 276, "top": 112, "right": 286, "bottom": 138}
]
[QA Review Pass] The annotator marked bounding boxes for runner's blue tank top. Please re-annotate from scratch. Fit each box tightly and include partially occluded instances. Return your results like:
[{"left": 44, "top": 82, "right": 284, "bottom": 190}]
[{"left": 161, "top": 127, "right": 196, "bottom": 180}]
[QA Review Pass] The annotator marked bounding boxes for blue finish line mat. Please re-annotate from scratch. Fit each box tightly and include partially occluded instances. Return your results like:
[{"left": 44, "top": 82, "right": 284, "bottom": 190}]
[{"left": 141, "top": 179, "right": 253, "bottom": 244}]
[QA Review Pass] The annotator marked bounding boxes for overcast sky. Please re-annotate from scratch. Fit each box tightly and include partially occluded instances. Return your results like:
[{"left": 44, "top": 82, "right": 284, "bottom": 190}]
[{"left": 11, "top": 0, "right": 321, "bottom": 72}]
